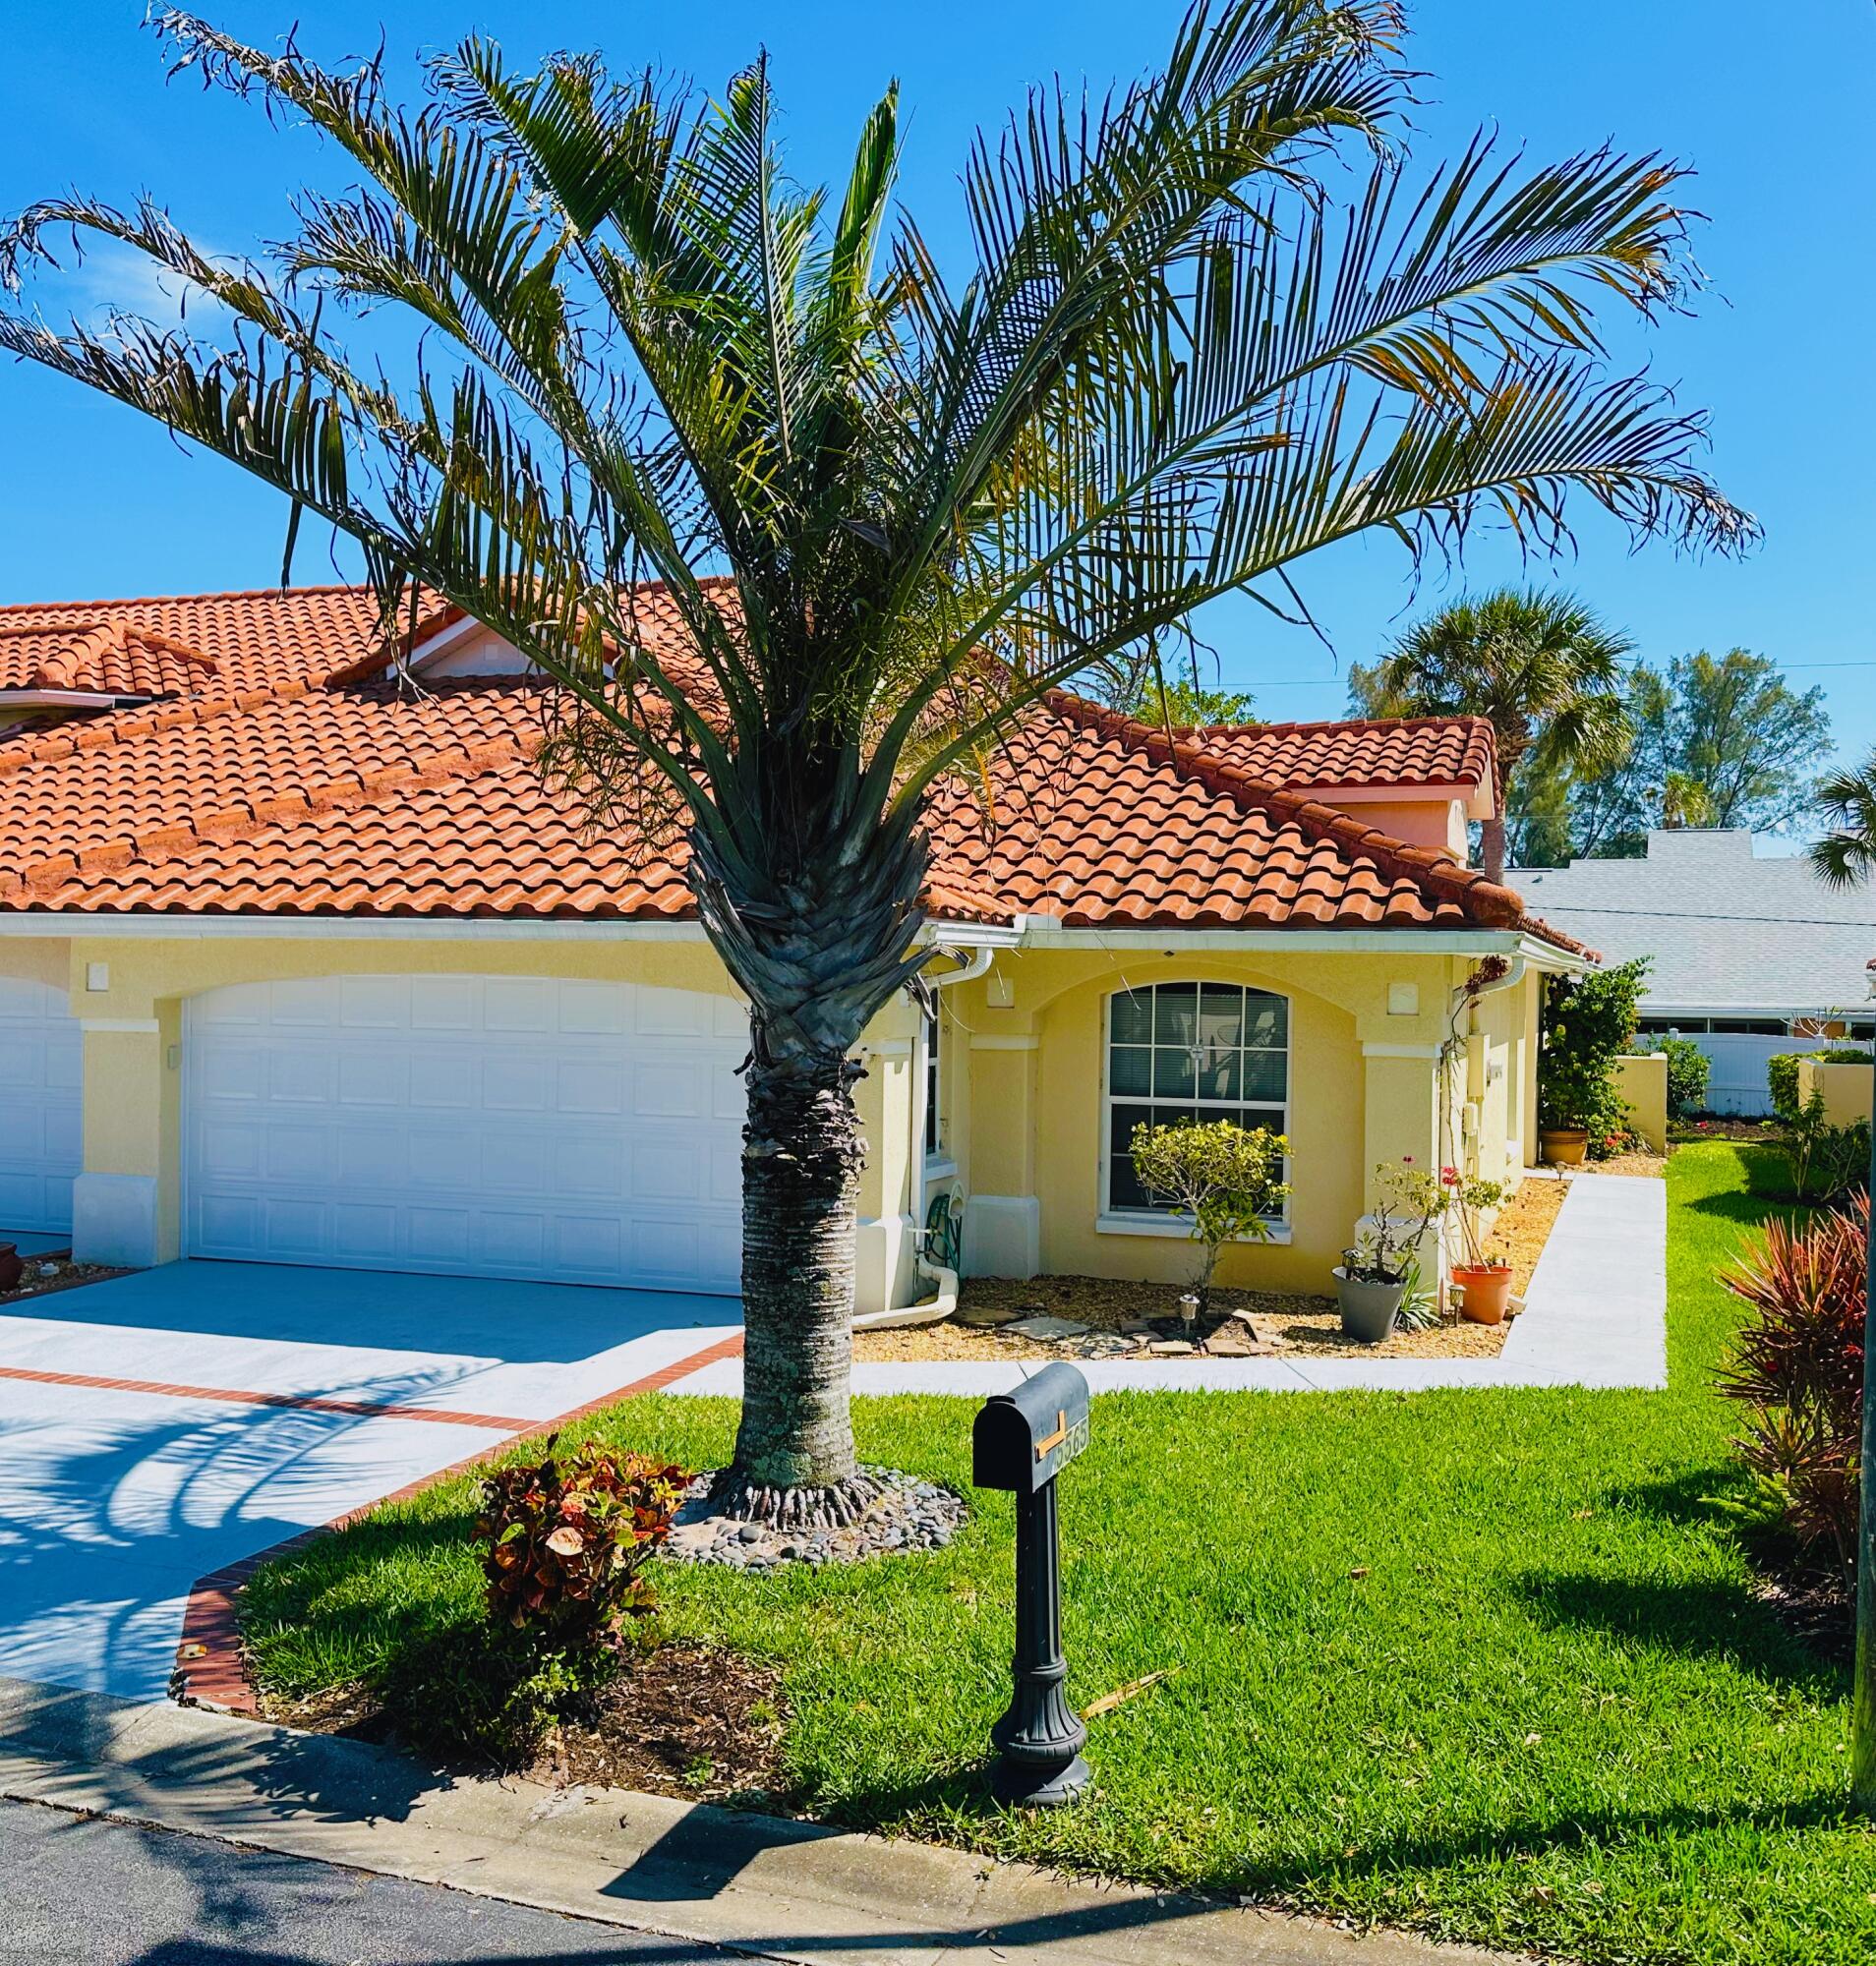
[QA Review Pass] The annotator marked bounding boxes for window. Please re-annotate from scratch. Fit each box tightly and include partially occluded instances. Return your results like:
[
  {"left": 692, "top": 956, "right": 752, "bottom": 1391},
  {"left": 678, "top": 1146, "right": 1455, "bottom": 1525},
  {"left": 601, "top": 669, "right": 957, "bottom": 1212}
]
[
  {"left": 1104, "top": 981, "right": 1288, "bottom": 1216},
  {"left": 1636, "top": 1016, "right": 1707, "bottom": 1035},
  {"left": 1711, "top": 1018, "right": 1791, "bottom": 1037},
  {"left": 924, "top": 1003, "right": 945, "bottom": 1162}
]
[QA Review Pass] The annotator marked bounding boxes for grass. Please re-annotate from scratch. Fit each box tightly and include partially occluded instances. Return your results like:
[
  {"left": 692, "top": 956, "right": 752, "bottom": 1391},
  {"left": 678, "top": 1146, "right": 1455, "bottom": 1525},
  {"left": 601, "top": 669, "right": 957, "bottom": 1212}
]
[{"left": 244, "top": 1142, "right": 1876, "bottom": 1966}]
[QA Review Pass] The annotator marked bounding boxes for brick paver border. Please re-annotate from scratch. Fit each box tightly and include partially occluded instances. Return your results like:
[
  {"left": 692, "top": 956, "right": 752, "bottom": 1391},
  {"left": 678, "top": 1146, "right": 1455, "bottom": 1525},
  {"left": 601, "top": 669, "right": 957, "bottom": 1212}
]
[{"left": 169, "top": 1330, "right": 747, "bottom": 1713}]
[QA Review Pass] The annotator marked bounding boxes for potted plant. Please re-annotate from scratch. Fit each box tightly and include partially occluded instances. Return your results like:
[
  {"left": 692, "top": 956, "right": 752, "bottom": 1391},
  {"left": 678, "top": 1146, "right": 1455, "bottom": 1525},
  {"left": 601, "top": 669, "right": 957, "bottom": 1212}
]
[
  {"left": 1442, "top": 1165, "right": 1512, "bottom": 1323},
  {"left": 1334, "top": 1159, "right": 1445, "bottom": 1344},
  {"left": 1538, "top": 958, "right": 1649, "bottom": 1164}
]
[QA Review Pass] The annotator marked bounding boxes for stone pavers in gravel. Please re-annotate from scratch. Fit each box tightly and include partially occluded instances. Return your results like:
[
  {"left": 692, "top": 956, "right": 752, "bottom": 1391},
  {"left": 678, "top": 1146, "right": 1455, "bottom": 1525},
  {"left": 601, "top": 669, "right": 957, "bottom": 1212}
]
[{"left": 668, "top": 1174, "right": 1668, "bottom": 1400}]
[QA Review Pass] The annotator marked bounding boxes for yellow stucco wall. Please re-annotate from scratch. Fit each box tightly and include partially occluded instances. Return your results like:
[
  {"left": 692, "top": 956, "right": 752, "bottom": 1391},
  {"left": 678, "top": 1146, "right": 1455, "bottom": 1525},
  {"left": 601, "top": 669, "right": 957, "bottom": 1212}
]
[
  {"left": 19, "top": 926, "right": 1546, "bottom": 1304},
  {"left": 1797, "top": 1057, "right": 1875, "bottom": 1128},
  {"left": 1613, "top": 1054, "right": 1669, "bottom": 1153}
]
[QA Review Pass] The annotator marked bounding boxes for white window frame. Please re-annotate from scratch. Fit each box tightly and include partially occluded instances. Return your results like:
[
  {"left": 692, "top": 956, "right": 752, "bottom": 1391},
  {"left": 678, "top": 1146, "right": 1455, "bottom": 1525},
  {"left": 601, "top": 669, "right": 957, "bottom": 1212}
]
[
  {"left": 1096, "top": 980, "right": 1293, "bottom": 1243},
  {"left": 922, "top": 1001, "right": 956, "bottom": 1180}
]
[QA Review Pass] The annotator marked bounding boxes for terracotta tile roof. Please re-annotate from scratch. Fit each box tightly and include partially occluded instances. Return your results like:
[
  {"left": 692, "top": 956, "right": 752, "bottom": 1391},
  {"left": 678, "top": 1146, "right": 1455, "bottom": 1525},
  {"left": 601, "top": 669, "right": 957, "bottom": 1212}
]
[
  {"left": 0, "top": 585, "right": 420, "bottom": 702},
  {"left": 1188, "top": 714, "right": 1496, "bottom": 792},
  {"left": 924, "top": 693, "right": 1532, "bottom": 934},
  {"left": 0, "top": 585, "right": 1566, "bottom": 948}
]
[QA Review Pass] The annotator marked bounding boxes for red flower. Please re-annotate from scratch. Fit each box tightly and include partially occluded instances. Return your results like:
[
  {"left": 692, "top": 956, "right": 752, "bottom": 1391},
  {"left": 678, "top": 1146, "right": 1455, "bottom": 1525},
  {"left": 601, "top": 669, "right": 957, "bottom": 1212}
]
[{"left": 1440, "top": 1165, "right": 1461, "bottom": 1185}]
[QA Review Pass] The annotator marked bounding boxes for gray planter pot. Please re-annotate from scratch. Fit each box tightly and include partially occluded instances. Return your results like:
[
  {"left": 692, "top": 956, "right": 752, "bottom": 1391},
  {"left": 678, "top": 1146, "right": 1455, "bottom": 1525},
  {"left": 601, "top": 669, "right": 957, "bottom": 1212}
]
[{"left": 1333, "top": 1268, "right": 1406, "bottom": 1345}]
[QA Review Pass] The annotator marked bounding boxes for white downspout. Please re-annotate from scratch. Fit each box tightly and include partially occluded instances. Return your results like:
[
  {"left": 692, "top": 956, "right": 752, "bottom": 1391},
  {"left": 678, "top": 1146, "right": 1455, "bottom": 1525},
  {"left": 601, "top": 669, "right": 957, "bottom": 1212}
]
[{"left": 851, "top": 944, "right": 995, "bottom": 1331}]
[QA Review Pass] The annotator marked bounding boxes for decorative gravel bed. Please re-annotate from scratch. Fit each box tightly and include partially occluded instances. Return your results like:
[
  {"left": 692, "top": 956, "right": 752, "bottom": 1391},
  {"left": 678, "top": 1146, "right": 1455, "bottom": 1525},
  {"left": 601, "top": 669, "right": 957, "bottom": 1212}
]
[
  {"left": 853, "top": 1167, "right": 1591, "bottom": 1365},
  {"left": 663, "top": 1467, "right": 968, "bottom": 1571},
  {"left": 0, "top": 1249, "right": 127, "bottom": 1307}
]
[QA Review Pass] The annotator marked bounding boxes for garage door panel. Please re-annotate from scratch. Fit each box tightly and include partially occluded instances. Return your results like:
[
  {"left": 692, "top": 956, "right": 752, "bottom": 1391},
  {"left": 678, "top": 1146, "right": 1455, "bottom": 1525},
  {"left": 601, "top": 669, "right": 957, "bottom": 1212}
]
[
  {"left": 338, "top": 975, "right": 409, "bottom": 1027},
  {"left": 333, "top": 1199, "right": 399, "bottom": 1261},
  {"left": 263, "top": 1126, "right": 332, "bottom": 1185},
  {"left": 411, "top": 977, "right": 477, "bottom": 1030},
  {"left": 637, "top": 986, "right": 716, "bottom": 1039},
  {"left": 185, "top": 975, "right": 746, "bottom": 1292},
  {"left": 269, "top": 978, "right": 338, "bottom": 1027},
  {"left": 482, "top": 1055, "right": 548, "bottom": 1112},
  {"left": 559, "top": 980, "right": 629, "bottom": 1036},
  {"left": 337, "top": 1052, "right": 408, "bottom": 1107},
  {"left": 0, "top": 980, "right": 83, "bottom": 1235},
  {"left": 484, "top": 978, "right": 557, "bottom": 1032},
  {"left": 267, "top": 1050, "right": 333, "bottom": 1104},
  {"left": 190, "top": 981, "right": 267, "bottom": 1028},
  {"left": 635, "top": 1061, "right": 710, "bottom": 1119},
  {"left": 406, "top": 1126, "right": 480, "bottom": 1188},
  {"left": 409, "top": 1053, "right": 474, "bottom": 1108},
  {"left": 337, "top": 1128, "right": 406, "bottom": 1187}
]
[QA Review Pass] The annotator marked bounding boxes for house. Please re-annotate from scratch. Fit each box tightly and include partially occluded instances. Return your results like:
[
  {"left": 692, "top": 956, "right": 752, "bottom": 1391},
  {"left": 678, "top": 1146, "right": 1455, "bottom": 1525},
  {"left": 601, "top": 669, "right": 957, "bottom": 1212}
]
[
  {"left": 1511, "top": 831, "right": 1876, "bottom": 1116},
  {"left": 0, "top": 585, "right": 1586, "bottom": 1311}
]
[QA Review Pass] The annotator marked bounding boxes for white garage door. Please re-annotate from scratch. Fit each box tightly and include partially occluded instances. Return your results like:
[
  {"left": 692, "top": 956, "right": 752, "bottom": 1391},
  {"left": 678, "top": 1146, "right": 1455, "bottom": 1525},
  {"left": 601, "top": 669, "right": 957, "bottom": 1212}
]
[
  {"left": 184, "top": 975, "right": 748, "bottom": 1293},
  {"left": 0, "top": 977, "right": 82, "bottom": 1235}
]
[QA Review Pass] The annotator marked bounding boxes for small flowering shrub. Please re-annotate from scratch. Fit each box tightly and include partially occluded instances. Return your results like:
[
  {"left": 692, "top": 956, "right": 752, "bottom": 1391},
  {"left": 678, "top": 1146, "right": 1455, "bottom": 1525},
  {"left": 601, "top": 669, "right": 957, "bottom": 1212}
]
[
  {"left": 1441, "top": 1165, "right": 1507, "bottom": 1269},
  {"left": 1130, "top": 1118, "right": 1290, "bottom": 1313},
  {"left": 477, "top": 1438, "right": 684, "bottom": 1646},
  {"left": 1341, "top": 1156, "right": 1446, "bottom": 1286},
  {"left": 1719, "top": 1193, "right": 1867, "bottom": 1583}
]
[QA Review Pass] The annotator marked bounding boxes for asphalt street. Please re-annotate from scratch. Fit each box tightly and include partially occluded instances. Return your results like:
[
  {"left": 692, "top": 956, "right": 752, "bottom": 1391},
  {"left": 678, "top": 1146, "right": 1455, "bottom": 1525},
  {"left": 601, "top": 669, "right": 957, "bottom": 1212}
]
[{"left": 0, "top": 1797, "right": 759, "bottom": 1966}]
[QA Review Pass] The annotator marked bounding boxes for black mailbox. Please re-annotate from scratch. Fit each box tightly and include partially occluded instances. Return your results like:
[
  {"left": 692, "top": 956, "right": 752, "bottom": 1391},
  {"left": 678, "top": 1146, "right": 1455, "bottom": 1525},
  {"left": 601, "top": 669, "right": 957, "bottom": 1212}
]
[
  {"left": 973, "top": 1361, "right": 1091, "bottom": 1807},
  {"left": 973, "top": 1362, "right": 1091, "bottom": 1495}
]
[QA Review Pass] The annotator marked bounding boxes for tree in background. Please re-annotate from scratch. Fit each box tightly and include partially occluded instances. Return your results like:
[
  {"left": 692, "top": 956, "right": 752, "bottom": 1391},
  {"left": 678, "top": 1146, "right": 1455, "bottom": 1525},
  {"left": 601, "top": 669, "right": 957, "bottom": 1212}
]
[
  {"left": 1348, "top": 589, "right": 1634, "bottom": 881},
  {"left": 1550, "top": 650, "right": 1829, "bottom": 859},
  {"left": 1132, "top": 677, "right": 1259, "bottom": 727},
  {"left": 1806, "top": 757, "right": 1876, "bottom": 891},
  {"left": 0, "top": 4, "right": 1749, "bottom": 1514}
]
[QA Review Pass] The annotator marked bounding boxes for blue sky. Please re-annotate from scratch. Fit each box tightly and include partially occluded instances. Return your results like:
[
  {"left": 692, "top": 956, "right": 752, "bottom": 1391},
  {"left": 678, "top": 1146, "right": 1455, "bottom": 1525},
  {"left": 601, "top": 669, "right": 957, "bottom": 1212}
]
[{"left": 2, "top": 1, "right": 1870, "bottom": 797}]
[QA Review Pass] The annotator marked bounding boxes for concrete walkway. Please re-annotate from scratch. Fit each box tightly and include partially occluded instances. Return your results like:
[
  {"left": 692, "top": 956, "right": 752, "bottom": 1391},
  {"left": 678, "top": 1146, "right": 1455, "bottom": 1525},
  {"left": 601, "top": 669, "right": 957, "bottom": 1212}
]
[
  {"left": 0, "top": 1673, "right": 1516, "bottom": 1966},
  {"left": 668, "top": 1175, "right": 1667, "bottom": 1399},
  {"left": 0, "top": 1261, "right": 740, "bottom": 1703}
]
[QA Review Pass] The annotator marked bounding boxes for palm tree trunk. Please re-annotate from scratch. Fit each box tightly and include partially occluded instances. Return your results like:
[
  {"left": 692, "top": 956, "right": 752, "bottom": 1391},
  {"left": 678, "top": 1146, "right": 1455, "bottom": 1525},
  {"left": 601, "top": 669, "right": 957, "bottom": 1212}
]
[
  {"left": 1480, "top": 811, "right": 1508, "bottom": 883},
  {"left": 716, "top": 1042, "right": 866, "bottom": 1506},
  {"left": 689, "top": 785, "right": 932, "bottom": 1521}
]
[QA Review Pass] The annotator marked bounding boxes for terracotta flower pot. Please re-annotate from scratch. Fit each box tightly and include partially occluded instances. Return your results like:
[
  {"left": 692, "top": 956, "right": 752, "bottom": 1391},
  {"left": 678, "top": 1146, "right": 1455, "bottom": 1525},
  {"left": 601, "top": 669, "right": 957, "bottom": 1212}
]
[
  {"left": 0, "top": 1243, "right": 21, "bottom": 1293},
  {"left": 1540, "top": 1128, "right": 1589, "bottom": 1167},
  {"left": 1452, "top": 1262, "right": 1514, "bottom": 1325}
]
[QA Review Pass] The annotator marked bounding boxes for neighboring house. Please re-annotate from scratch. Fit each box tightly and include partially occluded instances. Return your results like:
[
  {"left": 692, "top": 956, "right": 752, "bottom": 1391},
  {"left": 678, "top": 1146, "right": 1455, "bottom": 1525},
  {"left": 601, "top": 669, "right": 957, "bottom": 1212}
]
[
  {"left": 1511, "top": 830, "right": 1876, "bottom": 1116},
  {"left": 0, "top": 585, "right": 1585, "bottom": 1309}
]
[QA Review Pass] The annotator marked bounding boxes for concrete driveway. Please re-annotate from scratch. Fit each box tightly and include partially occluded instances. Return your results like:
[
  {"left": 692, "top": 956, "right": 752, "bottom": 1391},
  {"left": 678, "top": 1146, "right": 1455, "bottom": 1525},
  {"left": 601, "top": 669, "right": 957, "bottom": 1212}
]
[{"left": 0, "top": 1257, "right": 741, "bottom": 1704}]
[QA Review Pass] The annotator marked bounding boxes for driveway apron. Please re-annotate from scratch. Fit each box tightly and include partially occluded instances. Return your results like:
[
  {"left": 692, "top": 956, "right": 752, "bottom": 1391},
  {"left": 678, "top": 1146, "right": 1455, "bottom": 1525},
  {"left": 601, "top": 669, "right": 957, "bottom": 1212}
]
[{"left": 0, "top": 1260, "right": 740, "bottom": 1703}]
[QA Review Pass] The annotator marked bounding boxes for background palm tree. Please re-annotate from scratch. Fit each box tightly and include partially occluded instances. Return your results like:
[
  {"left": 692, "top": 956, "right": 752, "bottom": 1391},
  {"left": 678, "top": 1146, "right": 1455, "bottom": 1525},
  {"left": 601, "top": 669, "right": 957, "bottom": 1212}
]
[
  {"left": 0, "top": 4, "right": 1749, "bottom": 1514},
  {"left": 1808, "top": 761, "right": 1876, "bottom": 892},
  {"left": 1348, "top": 589, "right": 1637, "bottom": 881}
]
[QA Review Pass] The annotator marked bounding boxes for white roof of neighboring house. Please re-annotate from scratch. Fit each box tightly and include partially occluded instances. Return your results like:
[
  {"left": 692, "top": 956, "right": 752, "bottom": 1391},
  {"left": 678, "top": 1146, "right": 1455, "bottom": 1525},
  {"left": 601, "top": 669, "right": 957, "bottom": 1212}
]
[{"left": 1509, "top": 829, "right": 1876, "bottom": 1017}]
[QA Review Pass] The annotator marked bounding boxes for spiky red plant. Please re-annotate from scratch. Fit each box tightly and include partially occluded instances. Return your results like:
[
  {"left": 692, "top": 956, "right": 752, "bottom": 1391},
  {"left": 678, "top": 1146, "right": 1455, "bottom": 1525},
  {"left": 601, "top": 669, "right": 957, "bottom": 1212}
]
[{"left": 1720, "top": 1192, "right": 1867, "bottom": 1579}]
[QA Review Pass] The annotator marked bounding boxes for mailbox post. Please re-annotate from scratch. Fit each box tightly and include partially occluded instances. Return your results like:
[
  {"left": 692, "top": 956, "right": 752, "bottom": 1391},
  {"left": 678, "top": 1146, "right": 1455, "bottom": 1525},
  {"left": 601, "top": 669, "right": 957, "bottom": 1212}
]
[{"left": 972, "top": 1361, "right": 1091, "bottom": 1806}]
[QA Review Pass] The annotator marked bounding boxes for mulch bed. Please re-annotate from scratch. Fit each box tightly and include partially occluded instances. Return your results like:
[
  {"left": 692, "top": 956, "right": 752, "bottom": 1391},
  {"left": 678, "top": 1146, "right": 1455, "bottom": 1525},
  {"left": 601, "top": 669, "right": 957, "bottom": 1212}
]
[
  {"left": 544, "top": 1642, "right": 789, "bottom": 1801},
  {"left": 258, "top": 1639, "right": 791, "bottom": 1805},
  {"left": 0, "top": 1250, "right": 128, "bottom": 1307}
]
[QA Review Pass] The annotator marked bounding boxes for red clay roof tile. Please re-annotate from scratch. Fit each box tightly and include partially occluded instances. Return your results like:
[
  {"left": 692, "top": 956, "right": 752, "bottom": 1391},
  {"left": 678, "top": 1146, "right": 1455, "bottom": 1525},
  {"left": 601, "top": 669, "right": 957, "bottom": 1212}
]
[{"left": 0, "top": 583, "right": 1569, "bottom": 949}]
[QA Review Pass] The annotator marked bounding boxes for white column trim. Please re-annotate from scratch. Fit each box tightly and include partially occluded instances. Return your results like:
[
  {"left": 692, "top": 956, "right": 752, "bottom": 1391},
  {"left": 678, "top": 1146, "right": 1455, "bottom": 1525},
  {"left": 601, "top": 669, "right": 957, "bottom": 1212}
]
[
  {"left": 1361, "top": 1042, "right": 1442, "bottom": 1059},
  {"left": 80, "top": 1017, "right": 161, "bottom": 1034}
]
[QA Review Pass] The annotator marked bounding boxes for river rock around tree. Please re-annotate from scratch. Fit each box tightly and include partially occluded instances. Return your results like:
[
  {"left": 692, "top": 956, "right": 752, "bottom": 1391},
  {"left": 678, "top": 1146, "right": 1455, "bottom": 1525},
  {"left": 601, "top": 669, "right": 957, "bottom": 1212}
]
[{"left": 663, "top": 1468, "right": 967, "bottom": 1572}]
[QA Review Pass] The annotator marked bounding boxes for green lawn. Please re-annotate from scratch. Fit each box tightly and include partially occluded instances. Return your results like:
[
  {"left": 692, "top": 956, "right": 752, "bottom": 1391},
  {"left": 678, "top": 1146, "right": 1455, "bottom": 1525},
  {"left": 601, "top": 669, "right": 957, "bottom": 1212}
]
[{"left": 244, "top": 1142, "right": 1876, "bottom": 1966}]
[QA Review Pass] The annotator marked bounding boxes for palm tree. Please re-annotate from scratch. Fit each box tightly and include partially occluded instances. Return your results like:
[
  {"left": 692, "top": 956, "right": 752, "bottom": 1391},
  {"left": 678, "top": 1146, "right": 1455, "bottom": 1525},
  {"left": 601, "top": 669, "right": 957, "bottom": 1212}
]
[
  {"left": 1809, "top": 762, "right": 1876, "bottom": 892},
  {"left": 1349, "top": 589, "right": 1636, "bottom": 880},
  {"left": 0, "top": 5, "right": 1749, "bottom": 1515}
]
